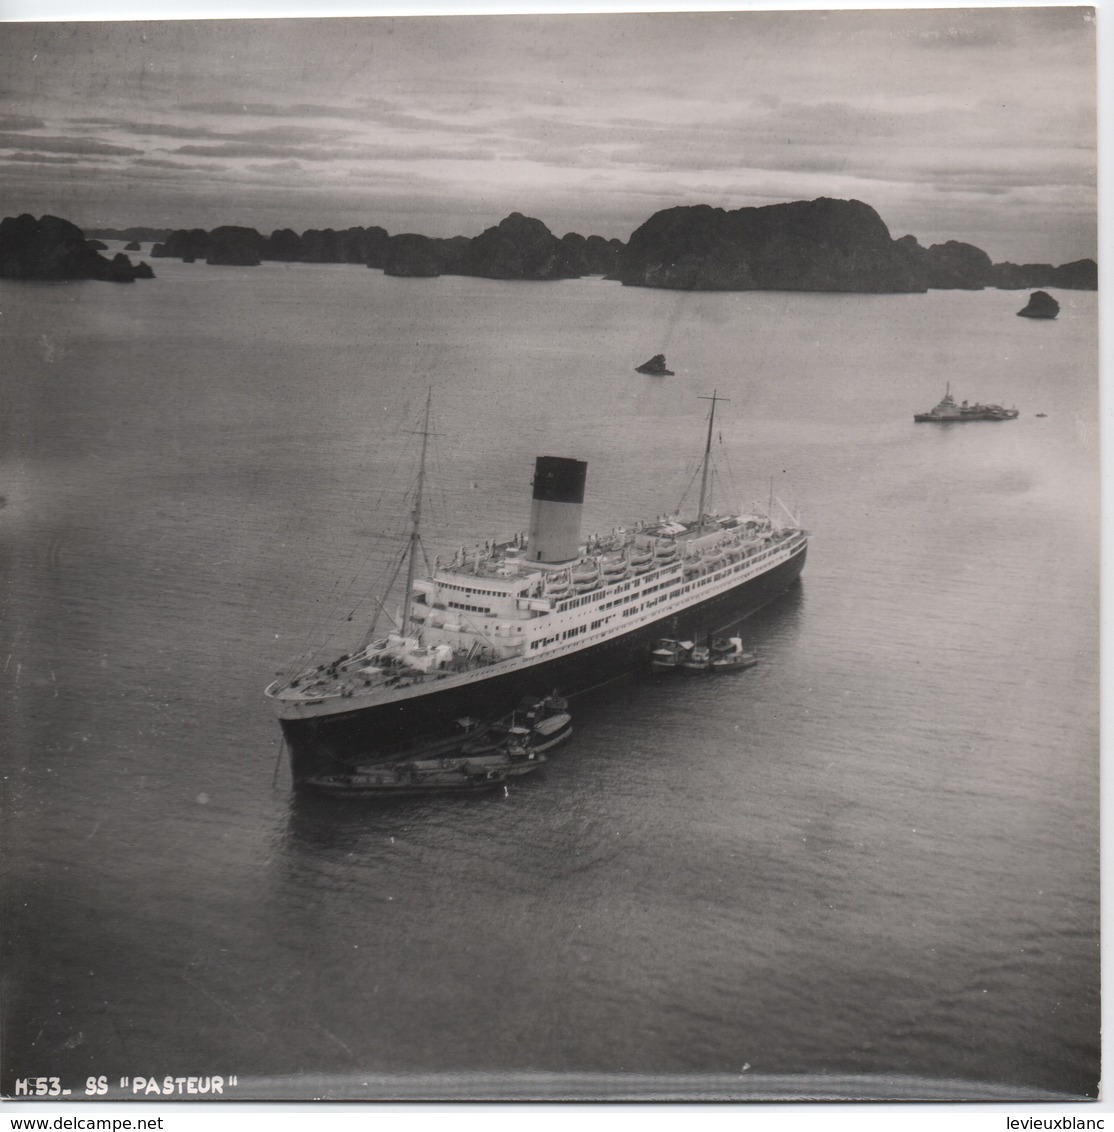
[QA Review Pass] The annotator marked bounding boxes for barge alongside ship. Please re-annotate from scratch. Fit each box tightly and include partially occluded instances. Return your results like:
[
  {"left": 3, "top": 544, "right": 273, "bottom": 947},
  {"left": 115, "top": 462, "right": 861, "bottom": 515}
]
[{"left": 266, "top": 391, "right": 808, "bottom": 782}]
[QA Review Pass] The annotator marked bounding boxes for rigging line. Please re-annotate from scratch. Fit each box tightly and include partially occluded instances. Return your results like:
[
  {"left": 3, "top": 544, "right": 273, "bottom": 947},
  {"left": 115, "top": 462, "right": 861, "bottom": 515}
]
[
  {"left": 772, "top": 492, "right": 800, "bottom": 526},
  {"left": 361, "top": 590, "right": 405, "bottom": 644},
  {"left": 308, "top": 557, "right": 403, "bottom": 670},
  {"left": 284, "top": 559, "right": 356, "bottom": 678},
  {"left": 344, "top": 490, "right": 412, "bottom": 595},
  {"left": 278, "top": 407, "right": 421, "bottom": 679},
  {"left": 287, "top": 511, "right": 405, "bottom": 675},
  {"left": 418, "top": 536, "right": 434, "bottom": 578},
  {"left": 308, "top": 393, "right": 430, "bottom": 660},
  {"left": 309, "top": 539, "right": 410, "bottom": 663},
  {"left": 354, "top": 417, "right": 433, "bottom": 646},
  {"left": 283, "top": 401, "right": 418, "bottom": 671},
  {"left": 323, "top": 561, "right": 407, "bottom": 661},
  {"left": 452, "top": 609, "right": 502, "bottom": 653},
  {"left": 272, "top": 737, "right": 286, "bottom": 791},
  {"left": 425, "top": 403, "right": 451, "bottom": 543},
  {"left": 286, "top": 505, "right": 382, "bottom": 669},
  {"left": 722, "top": 442, "right": 740, "bottom": 513},
  {"left": 347, "top": 540, "right": 410, "bottom": 628},
  {"left": 288, "top": 472, "right": 415, "bottom": 674},
  {"left": 712, "top": 420, "right": 739, "bottom": 510},
  {"left": 675, "top": 456, "right": 703, "bottom": 515}
]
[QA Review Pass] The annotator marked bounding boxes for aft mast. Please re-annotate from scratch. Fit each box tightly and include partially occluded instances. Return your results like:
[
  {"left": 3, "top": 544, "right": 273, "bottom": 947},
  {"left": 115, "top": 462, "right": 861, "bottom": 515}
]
[
  {"left": 696, "top": 390, "right": 728, "bottom": 530},
  {"left": 401, "top": 387, "right": 433, "bottom": 637}
]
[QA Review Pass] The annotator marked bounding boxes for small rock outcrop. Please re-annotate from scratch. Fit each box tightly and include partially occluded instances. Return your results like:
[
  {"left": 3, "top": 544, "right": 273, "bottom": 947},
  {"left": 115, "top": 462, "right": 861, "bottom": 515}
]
[
  {"left": 0, "top": 214, "right": 152, "bottom": 282},
  {"left": 124, "top": 240, "right": 141, "bottom": 251},
  {"left": 635, "top": 354, "right": 674, "bottom": 375},
  {"left": 1017, "top": 291, "right": 1060, "bottom": 319}
]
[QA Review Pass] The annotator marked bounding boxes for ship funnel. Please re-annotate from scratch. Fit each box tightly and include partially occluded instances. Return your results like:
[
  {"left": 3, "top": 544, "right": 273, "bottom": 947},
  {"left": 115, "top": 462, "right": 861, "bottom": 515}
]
[{"left": 527, "top": 456, "right": 587, "bottom": 563}]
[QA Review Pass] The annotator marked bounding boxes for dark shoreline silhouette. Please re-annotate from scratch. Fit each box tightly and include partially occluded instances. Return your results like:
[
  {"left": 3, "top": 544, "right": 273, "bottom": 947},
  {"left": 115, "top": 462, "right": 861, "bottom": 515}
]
[
  {"left": 0, "top": 214, "right": 153, "bottom": 283},
  {"left": 6, "top": 199, "right": 1097, "bottom": 291}
]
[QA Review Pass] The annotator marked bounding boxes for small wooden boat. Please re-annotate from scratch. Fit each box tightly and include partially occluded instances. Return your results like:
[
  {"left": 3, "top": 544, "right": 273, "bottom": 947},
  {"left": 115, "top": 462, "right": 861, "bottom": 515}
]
[
  {"left": 708, "top": 637, "right": 758, "bottom": 672},
  {"left": 680, "top": 636, "right": 757, "bottom": 673},
  {"left": 680, "top": 644, "right": 712, "bottom": 672},
  {"left": 500, "top": 706, "right": 573, "bottom": 756},
  {"left": 650, "top": 638, "right": 694, "bottom": 672},
  {"left": 461, "top": 693, "right": 569, "bottom": 755}
]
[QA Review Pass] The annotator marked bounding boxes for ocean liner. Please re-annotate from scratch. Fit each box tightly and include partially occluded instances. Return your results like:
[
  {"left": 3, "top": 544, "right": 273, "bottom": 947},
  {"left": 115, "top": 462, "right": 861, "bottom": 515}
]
[{"left": 266, "top": 391, "right": 808, "bottom": 782}]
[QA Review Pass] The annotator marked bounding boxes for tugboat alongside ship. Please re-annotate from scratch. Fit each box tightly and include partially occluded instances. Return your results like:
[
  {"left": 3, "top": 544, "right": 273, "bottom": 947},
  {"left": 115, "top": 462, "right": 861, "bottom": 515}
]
[
  {"left": 266, "top": 389, "right": 808, "bottom": 785},
  {"left": 651, "top": 636, "right": 757, "bottom": 674}
]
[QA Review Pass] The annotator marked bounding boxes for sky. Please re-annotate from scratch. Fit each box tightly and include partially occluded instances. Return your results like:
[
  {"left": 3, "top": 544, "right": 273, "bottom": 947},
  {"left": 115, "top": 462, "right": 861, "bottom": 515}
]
[{"left": 0, "top": 6, "right": 1099, "bottom": 264}]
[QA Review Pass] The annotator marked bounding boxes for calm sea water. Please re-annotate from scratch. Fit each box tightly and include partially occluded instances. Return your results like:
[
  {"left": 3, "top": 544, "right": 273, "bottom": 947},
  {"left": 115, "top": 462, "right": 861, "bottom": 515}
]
[{"left": 0, "top": 255, "right": 1099, "bottom": 1101}]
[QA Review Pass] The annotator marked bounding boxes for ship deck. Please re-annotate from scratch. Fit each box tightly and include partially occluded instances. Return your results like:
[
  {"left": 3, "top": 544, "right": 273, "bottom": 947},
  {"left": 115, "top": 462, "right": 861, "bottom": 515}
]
[{"left": 268, "top": 520, "right": 805, "bottom": 711}]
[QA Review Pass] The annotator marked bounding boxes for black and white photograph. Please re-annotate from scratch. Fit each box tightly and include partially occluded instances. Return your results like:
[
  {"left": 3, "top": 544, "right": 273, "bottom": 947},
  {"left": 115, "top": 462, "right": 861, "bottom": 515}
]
[{"left": 0, "top": 3, "right": 1101, "bottom": 1111}]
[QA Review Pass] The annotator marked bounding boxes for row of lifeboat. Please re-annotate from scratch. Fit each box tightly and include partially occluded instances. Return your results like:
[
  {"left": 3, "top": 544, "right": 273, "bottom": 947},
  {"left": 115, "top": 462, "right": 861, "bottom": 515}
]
[
  {"left": 543, "top": 543, "right": 680, "bottom": 598},
  {"left": 536, "top": 525, "right": 786, "bottom": 602},
  {"left": 682, "top": 535, "right": 772, "bottom": 580}
]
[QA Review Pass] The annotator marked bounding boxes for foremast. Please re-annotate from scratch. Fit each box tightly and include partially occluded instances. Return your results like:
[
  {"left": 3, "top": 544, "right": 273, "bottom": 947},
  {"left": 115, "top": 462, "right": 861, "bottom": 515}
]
[
  {"left": 401, "top": 387, "right": 433, "bottom": 636},
  {"left": 695, "top": 390, "right": 728, "bottom": 531}
]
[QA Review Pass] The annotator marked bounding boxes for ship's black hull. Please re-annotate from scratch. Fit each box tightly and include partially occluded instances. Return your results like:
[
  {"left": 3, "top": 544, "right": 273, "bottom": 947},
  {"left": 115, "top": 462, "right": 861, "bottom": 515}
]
[
  {"left": 279, "top": 544, "right": 806, "bottom": 782},
  {"left": 913, "top": 415, "right": 1017, "bottom": 422}
]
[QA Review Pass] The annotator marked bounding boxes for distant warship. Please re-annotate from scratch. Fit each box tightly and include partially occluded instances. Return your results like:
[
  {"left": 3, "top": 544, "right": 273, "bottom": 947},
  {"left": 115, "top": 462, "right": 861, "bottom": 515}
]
[{"left": 914, "top": 384, "right": 1019, "bottom": 422}]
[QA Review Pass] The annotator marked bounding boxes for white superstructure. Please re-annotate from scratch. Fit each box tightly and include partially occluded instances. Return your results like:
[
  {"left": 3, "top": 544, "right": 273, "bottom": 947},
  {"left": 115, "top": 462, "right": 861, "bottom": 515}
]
[{"left": 266, "top": 506, "right": 806, "bottom": 721}]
